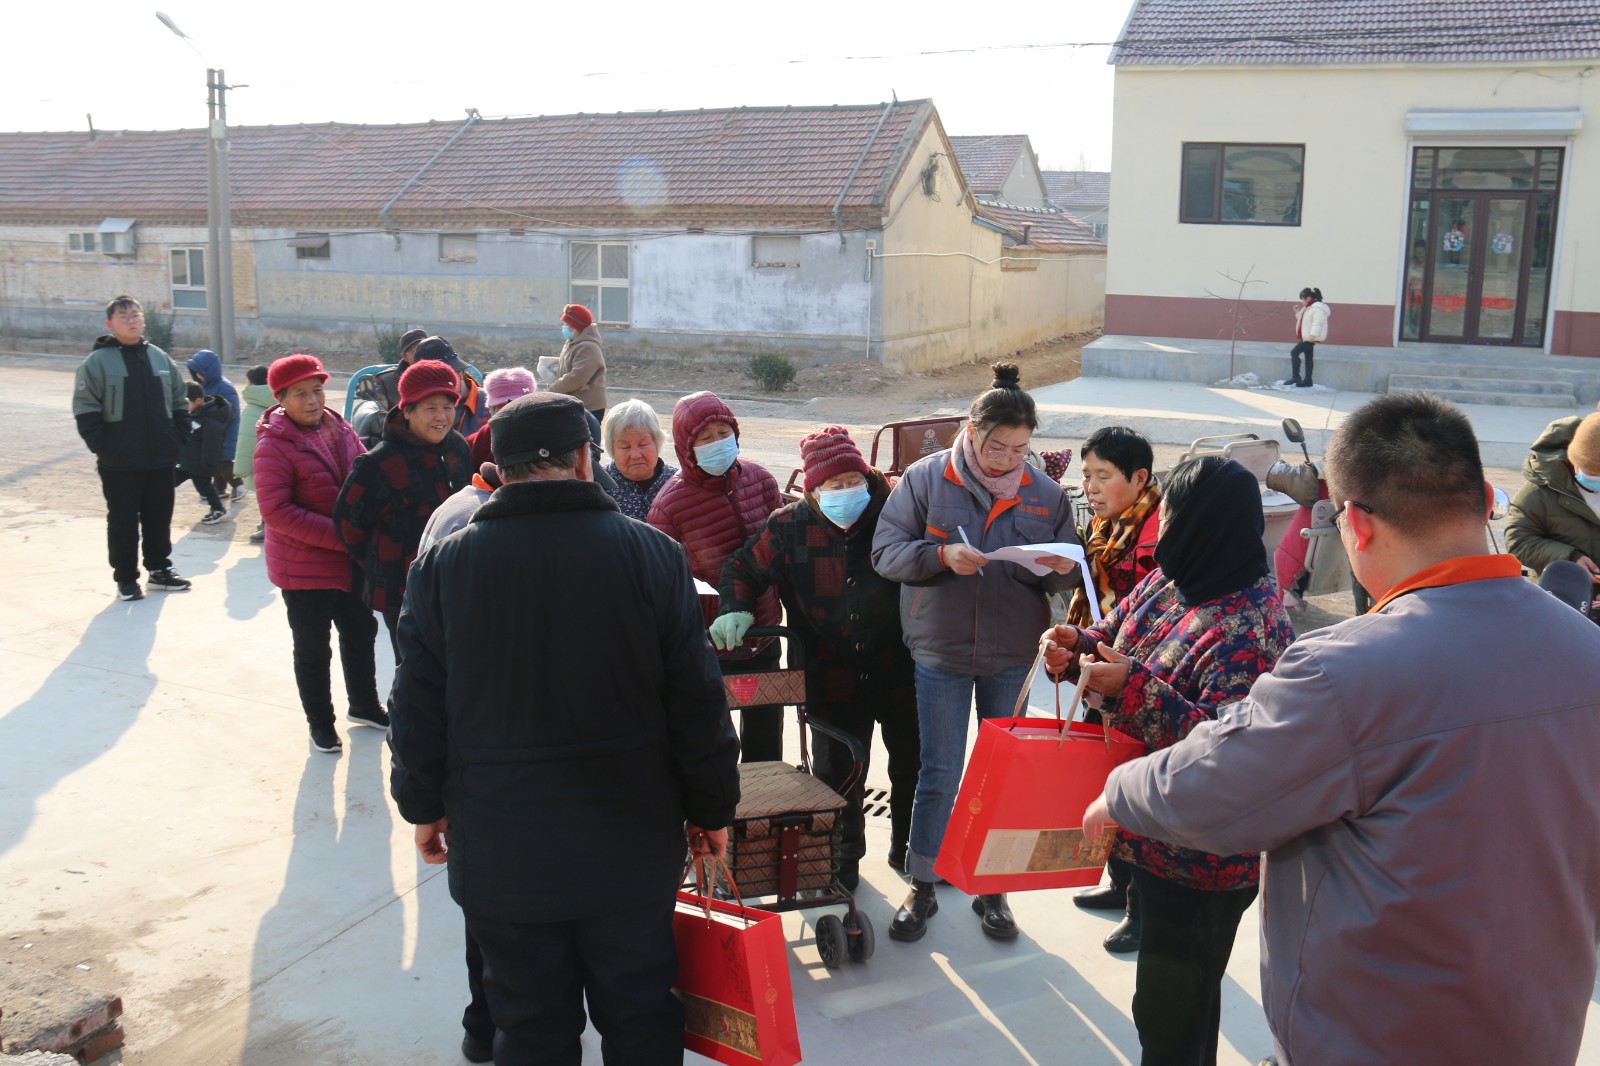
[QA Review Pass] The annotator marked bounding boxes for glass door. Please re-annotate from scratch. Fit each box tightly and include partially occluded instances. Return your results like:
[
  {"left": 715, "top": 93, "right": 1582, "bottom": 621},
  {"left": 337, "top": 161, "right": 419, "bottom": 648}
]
[{"left": 1427, "top": 197, "right": 1475, "bottom": 339}]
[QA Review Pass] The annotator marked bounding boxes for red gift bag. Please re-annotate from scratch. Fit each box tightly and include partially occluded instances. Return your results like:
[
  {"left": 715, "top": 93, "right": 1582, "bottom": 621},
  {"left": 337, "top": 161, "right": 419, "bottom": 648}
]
[
  {"left": 674, "top": 858, "right": 802, "bottom": 1066},
  {"left": 934, "top": 659, "right": 1146, "bottom": 894}
]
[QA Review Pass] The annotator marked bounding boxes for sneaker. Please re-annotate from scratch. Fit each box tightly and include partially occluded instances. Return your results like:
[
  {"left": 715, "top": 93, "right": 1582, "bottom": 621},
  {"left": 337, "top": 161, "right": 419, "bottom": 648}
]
[
  {"left": 249, "top": 523, "right": 265, "bottom": 545},
  {"left": 201, "top": 508, "right": 227, "bottom": 525},
  {"left": 310, "top": 725, "right": 342, "bottom": 753},
  {"left": 147, "top": 568, "right": 193, "bottom": 592},
  {"left": 347, "top": 705, "right": 391, "bottom": 731},
  {"left": 1281, "top": 589, "right": 1303, "bottom": 610},
  {"left": 117, "top": 581, "right": 144, "bottom": 601},
  {"left": 232, "top": 484, "right": 248, "bottom": 502}
]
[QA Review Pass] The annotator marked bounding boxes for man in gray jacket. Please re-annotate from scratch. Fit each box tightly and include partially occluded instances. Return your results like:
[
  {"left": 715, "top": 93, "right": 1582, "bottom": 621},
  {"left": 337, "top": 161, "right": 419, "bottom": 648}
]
[{"left": 1081, "top": 393, "right": 1600, "bottom": 1065}]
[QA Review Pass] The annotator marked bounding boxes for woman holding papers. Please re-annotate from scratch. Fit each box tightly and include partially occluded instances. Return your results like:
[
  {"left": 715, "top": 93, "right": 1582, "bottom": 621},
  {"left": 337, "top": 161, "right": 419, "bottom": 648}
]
[
  {"left": 871, "top": 362, "right": 1079, "bottom": 944},
  {"left": 1041, "top": 455, "right": 1293, "bottom": 1066}
]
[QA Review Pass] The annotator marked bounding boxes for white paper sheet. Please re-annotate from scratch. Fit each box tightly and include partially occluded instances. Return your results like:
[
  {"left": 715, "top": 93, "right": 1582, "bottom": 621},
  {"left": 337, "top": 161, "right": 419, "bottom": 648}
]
[
  {"left": 693, "top": 578, "right": 718, "bottom": 598},
  {"left": 982, "top": 542, "right": 1102, "bottom": 623}
]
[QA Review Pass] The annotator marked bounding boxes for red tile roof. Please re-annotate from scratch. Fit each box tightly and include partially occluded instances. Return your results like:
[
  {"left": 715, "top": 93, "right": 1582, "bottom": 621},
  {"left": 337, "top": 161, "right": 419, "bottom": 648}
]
[
  {"left": 1115, "top": 0, "right": 1600, "bottom": 66},
  {"left": 1042, "top": 171, "right": 1111, "bottom": 213},
  {"left": 975, "top": 198, "right": 1105, "bottom": 253},
  {"left": 949, "top": 135, "right": 1031, "bottom": 193},
  {"left": 0, "top": 102, "right": 934, "bottom": 228}
]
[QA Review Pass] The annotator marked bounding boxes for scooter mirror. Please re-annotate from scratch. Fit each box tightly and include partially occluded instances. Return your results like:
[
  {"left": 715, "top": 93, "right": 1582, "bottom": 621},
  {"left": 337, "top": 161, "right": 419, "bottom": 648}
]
[
  {"left": 1489, "top": 486, "right": 1511, "bottom": 522},
  {"left": 1281, "top": 418, "right": 1306, "bottom": 444}
]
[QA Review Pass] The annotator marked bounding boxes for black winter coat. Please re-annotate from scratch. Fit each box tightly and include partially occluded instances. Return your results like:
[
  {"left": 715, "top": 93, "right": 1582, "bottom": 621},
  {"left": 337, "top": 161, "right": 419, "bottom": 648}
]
[
  {"left": 177, "top": 396, "right": 231, "bottom": 479},
  {"left": 390, "top": 478, "right": 740, "bottom": 922}
]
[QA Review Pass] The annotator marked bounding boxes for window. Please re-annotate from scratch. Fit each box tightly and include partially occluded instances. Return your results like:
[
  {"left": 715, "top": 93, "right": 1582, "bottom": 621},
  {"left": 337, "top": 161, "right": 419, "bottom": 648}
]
[
  {"left": 570, "top": 241, "right": 630, "bottom": 324},
  {"left": 68, "top": 232, "right": 97, "bottom": 254},
  {"left": 439, "top": 233, "right": 478, "bottom": 264},
  {"left": 170, "top": 247, "right": 207, "bottom": 310},
  {"left": 290, "top": 233, "right": 330, "bottom": 260},
  {"left": 1180, "top": 143, "right": 1304, "bottom": 225},
  {"left": 752, "top": 235, "right": 802, "bottom": 268}
]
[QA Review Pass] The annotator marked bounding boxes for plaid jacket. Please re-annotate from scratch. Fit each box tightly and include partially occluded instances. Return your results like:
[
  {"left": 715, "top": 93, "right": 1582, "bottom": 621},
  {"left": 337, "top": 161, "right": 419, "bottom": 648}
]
[{"left": 334, "top": 407, "right": 473, "bottom": 613}]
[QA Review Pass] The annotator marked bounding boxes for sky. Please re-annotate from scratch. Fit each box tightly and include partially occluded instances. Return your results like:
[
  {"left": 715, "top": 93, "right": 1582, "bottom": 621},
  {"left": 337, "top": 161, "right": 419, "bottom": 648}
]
[{"left": 3, "top": 0, "right": 1134, "bottom": 171}]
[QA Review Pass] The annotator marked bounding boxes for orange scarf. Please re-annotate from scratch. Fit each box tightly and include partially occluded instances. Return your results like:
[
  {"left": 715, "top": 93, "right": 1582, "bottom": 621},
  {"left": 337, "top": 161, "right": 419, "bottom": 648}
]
[{"left": 1067, "top": 483, "right": 1162, "bottom": 626}]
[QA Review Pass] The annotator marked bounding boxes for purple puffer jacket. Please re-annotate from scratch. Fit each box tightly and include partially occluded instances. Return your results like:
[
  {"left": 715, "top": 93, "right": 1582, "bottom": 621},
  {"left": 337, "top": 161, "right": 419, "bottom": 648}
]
[{"left": 254, "top": 406, "right": 366, "bottom": 591}]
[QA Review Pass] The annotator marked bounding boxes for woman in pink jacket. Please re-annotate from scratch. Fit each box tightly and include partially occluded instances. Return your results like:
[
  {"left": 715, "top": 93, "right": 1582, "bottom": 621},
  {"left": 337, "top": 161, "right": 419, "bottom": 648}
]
[{"left": 254, "top": 355, "right": 387, "bottom": 754}]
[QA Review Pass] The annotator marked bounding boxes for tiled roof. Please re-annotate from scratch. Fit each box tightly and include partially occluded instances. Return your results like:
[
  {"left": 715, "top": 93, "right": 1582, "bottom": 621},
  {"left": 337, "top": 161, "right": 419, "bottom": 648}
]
[
  {"left": 948, "top": 135, "right": 1031, "bottom": 193},
  {"left": 975, "top": 198, "right": 1105, "bottom": 253},
  {"left": 0, "top": 102, "right": 934, "bottom": 228},
  {"left": 1042, "top": 171, "right": 1111, "bottom": 212},
  {"left": 1115, "top": 0, "right": 1600, "bottom": 66}
]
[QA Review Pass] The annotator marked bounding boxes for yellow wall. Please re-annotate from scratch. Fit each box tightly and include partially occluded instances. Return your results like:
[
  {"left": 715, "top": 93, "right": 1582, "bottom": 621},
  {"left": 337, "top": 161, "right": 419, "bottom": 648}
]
[{"left": 1108, "top": 62, "right": 1599, "bottom": 316}]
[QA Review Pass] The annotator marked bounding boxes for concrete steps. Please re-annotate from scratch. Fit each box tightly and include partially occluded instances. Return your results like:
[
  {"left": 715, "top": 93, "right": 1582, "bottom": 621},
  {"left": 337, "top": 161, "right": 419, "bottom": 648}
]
[{"left": 1387, "top": 373, "right": 1577, "bottom": 408}]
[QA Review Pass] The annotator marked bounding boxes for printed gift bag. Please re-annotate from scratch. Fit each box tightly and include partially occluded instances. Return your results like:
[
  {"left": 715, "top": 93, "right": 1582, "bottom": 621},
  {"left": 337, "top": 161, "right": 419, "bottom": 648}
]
[
  {"left": 934, "top": 659, "right": 1145, "bottom": 894},
  {"left": 674, "top": 858, "right": 802, "bottom": 1066}
]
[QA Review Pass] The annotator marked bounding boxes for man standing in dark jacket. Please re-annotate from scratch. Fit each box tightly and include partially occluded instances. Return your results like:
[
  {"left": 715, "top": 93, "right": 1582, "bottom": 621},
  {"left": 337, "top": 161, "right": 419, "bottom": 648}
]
[
  {"left": 390, "top": 392, "right": 739, "bottom": 1066},
  {"left": 73, "top": 295, "right": 193, "bottom": 600}
]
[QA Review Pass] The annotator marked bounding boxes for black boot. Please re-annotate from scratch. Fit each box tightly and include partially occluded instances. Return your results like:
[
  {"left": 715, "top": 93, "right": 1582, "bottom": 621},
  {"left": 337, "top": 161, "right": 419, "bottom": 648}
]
[
  {"left": 1104, "top": 881, "right": 1141, "bottom": 953},
  {"left": 1072, "top": 882, "right": 1126, "bottom": 910},
  {"left": 887, "top": 840, "right": 908, "bottom": 874},
  {"left": 889, "top": 879, "right": 939, "bottom": 942},
  {"left": 972, "top": 894, "right": 1019, "bottom": 940}
]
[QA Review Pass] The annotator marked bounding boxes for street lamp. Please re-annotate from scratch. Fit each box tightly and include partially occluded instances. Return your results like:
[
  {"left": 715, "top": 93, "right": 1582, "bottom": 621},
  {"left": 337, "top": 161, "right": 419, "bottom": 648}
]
[{"left": 155, "top": 11, "right": 236, "bottom": 362}]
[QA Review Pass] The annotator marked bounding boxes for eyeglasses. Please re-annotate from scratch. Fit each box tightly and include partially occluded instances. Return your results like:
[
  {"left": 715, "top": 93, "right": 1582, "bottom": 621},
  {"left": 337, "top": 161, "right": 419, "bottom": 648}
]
[
  {"left": 1333, "top": 499, "right": 1375, "bottom": 526},
  {"left": 111, "top": 312, "right": 145, "bottom": 322}
]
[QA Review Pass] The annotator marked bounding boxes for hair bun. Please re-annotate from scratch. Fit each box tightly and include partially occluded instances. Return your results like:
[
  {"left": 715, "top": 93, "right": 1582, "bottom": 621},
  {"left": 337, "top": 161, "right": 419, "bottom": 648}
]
[{"left": 991, "top": 361, "right": 1022, "bottom": 390}]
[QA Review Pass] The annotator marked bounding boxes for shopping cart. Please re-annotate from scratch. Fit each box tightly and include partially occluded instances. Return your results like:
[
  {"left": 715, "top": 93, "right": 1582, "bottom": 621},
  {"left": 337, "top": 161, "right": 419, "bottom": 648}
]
[{"left": 706, "top": 626, "right": 875, "bottom": 968}]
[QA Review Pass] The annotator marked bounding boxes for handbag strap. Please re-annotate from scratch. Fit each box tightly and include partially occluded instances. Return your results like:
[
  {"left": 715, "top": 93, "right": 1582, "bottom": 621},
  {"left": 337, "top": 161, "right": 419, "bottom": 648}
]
[
  {"left": 1010, "top": 642, "right": 1050, "bottom": 718},
  {"left": 682, "top": 853, "right": 752, "bottom": 923}
]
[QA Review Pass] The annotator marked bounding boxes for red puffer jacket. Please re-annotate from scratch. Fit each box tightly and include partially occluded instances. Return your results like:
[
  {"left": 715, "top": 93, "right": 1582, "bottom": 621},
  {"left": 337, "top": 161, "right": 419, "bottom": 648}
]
[
  {"left": 254, "top": 406, "right": 366, "bottom": 591},
  {"left": 647, "top": 391, "right": 782, "bottom": 630}
]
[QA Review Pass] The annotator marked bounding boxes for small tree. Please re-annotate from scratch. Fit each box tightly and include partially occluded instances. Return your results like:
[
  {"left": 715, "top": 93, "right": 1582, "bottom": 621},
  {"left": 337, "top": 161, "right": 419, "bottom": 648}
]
[
  {"left": 747, "top": 352, "right": 796, "bottom": 392},
  {"left": 144, "top": 305, "right": 177, "bottom": 351},
  {"left": 373, "top": 320, "right": 406, "bottom": 363},
  {"left": 1203, "top": 266, "right": 1275, "bottom": 380}
]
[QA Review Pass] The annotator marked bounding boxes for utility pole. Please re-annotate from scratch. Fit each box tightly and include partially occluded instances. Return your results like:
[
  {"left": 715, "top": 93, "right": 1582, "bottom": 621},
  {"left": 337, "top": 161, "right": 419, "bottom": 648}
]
[{"left": 206, "top": 68, "right": 236, "bottom": 362}]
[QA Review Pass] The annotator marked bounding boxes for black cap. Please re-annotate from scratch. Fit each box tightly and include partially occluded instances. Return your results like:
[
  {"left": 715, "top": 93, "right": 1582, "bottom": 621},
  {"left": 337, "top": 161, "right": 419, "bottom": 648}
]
[
  {"left": 413, "top": 336, "right": 462, "bottom": 370},
  {"left": 491, "top": 393, "right": 591, "bottom": 467},
  {"left": 398, "top": 328, "right": 428, "bottom": 354}
]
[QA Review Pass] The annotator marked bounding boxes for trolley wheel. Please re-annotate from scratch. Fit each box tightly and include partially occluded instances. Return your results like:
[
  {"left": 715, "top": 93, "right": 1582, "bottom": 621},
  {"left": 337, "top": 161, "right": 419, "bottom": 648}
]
[
  {"left": 815, "top": 913, "right": 847, "bottom": 969},
  {"left": 846, "top": 910, "right": 875, "bottom": 963}
]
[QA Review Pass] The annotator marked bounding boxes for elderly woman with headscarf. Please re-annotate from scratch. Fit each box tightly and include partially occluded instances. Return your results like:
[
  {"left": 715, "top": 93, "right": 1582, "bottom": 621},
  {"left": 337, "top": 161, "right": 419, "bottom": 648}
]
[
  {"left": 601, "top": 399, "right": 676, "bottom": 521},
  {"left": 1043, "top": 455, "right": 1295, "bottom": 1066}
]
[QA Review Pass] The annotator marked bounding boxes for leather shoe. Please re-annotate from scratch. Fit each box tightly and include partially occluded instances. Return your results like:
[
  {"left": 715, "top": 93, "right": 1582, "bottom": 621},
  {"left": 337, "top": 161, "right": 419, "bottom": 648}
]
[
  {"left": 971, "top": 893, "right": 1019, "bottom": 940},
  {"left": 461, "top": 1032, "right": 493, "bottom": 1063},
  {"left": 1104, "top": 913, "right": 1141, "bottom": 953},
  {"left": 887, "top": 841, "right": 908, "bottom": 874},
  {"left": 889, "top": 879, "right": 939, "bottom": 941},
  {"left": 1072, "top": 883, "right": 1127, "bottom": 911}
]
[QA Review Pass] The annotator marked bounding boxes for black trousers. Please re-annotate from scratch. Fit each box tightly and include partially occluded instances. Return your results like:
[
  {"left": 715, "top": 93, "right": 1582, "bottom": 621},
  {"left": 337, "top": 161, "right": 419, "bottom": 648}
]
[
  {"left": 464, "top": 898, "right": 683, "bottom": 1066},
  {"left": 1289, "top": 341, "right": 1316, "bottom": 384},
  {"left": 463, "top": 917, "right": 496, "bottom": 1046},
  {"left": 719, "top": 641, "right": 784, "bottom": 763},
  {"left": 213, "top": 458, "right": 244, "bottom": 497},
  {"left": 1130, "top": 867, "right": 1257, "bottom": 1066},
  {"left": 382, "top": 602, "right": 403, "bottom": 666},
  {"left": 175, "top": 468, "right": 224, "bottom": 512},
  {"left": 98, "top": 466, "right": 175, "bottom": 583},
  {"left": 282, "top": 586, "right": 381, "bottom": 728},
  {"left": 809, "top": 688, "right": 921, "bottom": 868}
]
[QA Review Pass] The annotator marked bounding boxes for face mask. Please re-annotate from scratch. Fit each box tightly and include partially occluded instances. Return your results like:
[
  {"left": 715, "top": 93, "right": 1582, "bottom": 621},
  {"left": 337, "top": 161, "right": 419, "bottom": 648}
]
[
  {"left": 816, "top": 484, "right": 871, "bottom": 528},
  {"left": 695, "top": 435, "right": 739, "bottom": 476},
  {"left": 560, "top": 324, "right": 574, "bottom": 341},
  {"left": 1577, "top": 470, "right": 1600, "bottom": 493}
]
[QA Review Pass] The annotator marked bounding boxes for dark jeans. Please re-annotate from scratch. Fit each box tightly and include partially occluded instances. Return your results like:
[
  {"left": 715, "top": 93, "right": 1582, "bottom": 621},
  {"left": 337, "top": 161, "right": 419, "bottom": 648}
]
[
  {"left": 282, "top": 586, "right": 381, "bottom": 728},
  {"left": 809, "top": 688, "right": 921, "bottom": 868},
  {"left": 1289, "top": 341, "right": 1316, "bottom": 384},
  {"left": 719, "top": 641, "right": 784, "bottom": 763},
  {"left": 463, "top": 918, "right": 495, "bottom": 1046},
  {"left": 382, "top": 602, "right": 403, "bottom": 666},
  {"left": 175, "top": 468, "right": 224, "bottom": 512},
  {"left": 98, "top": 466, "right": 175, "bottom": 583},
  {"left": 1130, "top": 867, "right": 1258, "bottom": 1066},
  {"left": 464, "top": 898, "right": 683, "bottom": 1066}
]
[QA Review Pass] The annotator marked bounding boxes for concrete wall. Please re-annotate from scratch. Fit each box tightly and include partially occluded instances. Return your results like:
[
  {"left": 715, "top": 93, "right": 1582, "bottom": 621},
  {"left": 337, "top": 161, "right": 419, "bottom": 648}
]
[
  {"left": 1106, "top": 62, "right": 1600, "bottom": 354},
  {"left": 1000, "top": 152, "right": 1050, "bottom": 209}
]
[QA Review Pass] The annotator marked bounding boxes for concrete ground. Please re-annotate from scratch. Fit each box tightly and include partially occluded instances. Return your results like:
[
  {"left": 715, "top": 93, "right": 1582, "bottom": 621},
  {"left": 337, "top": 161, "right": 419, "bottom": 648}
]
[{"left": 3, "top": 356, "right": 1598, "bottom": 1065}]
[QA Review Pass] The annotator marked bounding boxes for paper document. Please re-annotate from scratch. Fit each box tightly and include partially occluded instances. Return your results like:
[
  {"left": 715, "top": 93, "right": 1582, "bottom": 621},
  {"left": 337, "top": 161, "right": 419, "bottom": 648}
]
[
  {"left": 982, "top": 542, "right": 1102, "bottom": 623},
  {"left": 694, "top": 578, "right": 718, "bottom": 598}
]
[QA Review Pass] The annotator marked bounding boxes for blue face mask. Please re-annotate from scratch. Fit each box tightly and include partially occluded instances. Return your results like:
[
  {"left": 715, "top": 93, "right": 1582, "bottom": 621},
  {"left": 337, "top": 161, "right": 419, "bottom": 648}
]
[
  {"left": 816, "top": 483, "right": 871, "bottom": 528},
  {"left": 695, "top": 435, "right": 740, "bottom": 477},
  {"left": 560, "top": 324, "right": 573, "bottom": 342},
  {"left": 1576, "top": 470, "right": 1600, "bottom": 493}
]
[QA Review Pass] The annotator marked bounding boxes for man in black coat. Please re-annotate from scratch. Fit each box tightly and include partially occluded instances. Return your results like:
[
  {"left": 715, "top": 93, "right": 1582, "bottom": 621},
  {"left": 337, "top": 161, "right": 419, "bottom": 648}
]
[{"left": 390, "top": 392, "right": 740, "bottom": 1066}]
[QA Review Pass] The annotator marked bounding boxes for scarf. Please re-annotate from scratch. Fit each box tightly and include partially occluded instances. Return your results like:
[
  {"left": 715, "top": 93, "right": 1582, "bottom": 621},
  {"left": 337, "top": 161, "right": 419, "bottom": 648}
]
[
  {"left": 1067, "top": 482, "right": 1162, "bottom": 626},
  {"left": 959, "top": 427, "right": 1025, "bottom": 500},
  {"left": 1153, "top": 460, "right": 1269, "bottom": 606}
]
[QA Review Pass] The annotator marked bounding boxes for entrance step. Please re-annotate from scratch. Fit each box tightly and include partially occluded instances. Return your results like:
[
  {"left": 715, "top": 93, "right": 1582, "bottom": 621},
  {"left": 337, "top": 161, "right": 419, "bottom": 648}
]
[{"left": 1387, "top": 373, "right": 1576, "bottom": 407}]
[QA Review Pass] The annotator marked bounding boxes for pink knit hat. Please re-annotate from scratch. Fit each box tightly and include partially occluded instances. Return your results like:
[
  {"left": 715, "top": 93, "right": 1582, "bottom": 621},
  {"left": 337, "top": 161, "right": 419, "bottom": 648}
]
[
  {"left": 484, "top": 367, "right": 537, "bottom": 408},
  {"left": 800, "top": 425, "right": 870, "bottom": 493}
]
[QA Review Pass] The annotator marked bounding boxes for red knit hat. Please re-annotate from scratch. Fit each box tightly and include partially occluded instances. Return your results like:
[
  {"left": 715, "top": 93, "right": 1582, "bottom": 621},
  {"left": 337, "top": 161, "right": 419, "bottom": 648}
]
[
  {"left": 800, "top": 425, "right": 870, "bottom": 493},
  {"left": 561, "top": 303, "right": 593, "bottom": 332},
  {"left": 399, "top": 359, "right": 461, "bottom": 407},
  {"left": 267, "top": 353, "right": 329, "bottom": 397}
]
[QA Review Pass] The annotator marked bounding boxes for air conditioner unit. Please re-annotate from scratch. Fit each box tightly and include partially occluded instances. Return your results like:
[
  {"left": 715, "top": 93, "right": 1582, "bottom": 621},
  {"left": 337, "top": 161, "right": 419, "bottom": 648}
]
[{"left": 97, "top": 218, "right": 137, "bottom": 257}]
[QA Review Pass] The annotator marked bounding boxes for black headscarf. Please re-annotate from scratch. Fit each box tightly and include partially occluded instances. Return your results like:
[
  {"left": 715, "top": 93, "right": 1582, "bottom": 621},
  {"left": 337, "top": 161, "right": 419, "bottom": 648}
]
[{"left": 1152, "top": 456, "right": 1269, "bottom": 606}]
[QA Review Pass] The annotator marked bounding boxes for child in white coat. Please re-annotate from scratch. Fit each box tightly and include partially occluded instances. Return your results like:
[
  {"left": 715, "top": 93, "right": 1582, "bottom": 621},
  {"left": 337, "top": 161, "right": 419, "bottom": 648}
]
[{"left": 1290, "top": 287, "right": 1330, "bottom": 388}]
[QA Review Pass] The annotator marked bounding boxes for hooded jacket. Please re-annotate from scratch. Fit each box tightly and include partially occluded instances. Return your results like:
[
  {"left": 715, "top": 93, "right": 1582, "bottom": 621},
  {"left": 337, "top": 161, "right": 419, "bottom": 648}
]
[
  {"left": 254, "top": 406, "right": 366, "bottom": 591},
  {"left": 234, "top": 382, "right": 276, "bottom": 481},
  {"left": 72, "top": 336, "right": 189, "bottom": 471},
  {"left": 872, "top": 440, "right": 1079, "bottom": 675},
  {"left": 1295, "top": 300, "right": 1331, "bottom": 344},
  {"left": 186, "top": 349, "right": 242, "bottom": 459},
  {"left": 550, "top": 324, "right": 607, "bottom": 412},
  {"left": 646, "top": 392, "right": 781, "bottom": 632},
  {"left": 333, "top": 407, "right": 473, "bottom": 613},
  {"left": 178, "top": 395, "right": 233, "bottom": 480},
  {"left": 1507, "top": 415, "right": 1600, "bottom": 575}
]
